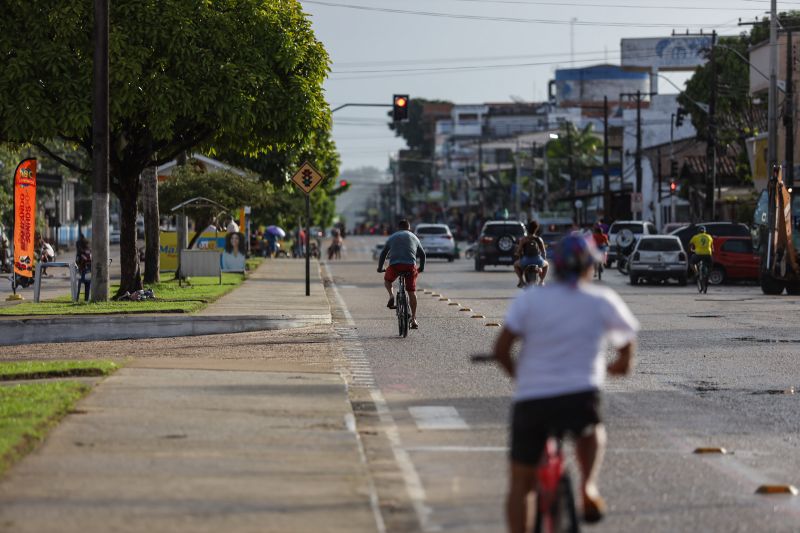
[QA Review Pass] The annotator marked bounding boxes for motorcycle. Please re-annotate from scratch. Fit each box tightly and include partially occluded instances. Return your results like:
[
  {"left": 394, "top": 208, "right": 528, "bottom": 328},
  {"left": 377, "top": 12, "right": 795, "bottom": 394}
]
[
  {"left": 615, "top": 229, "right": 636, "bottom": 276},
  {"left": 523, "top": 264, "right": 544, "bottom": 286}
]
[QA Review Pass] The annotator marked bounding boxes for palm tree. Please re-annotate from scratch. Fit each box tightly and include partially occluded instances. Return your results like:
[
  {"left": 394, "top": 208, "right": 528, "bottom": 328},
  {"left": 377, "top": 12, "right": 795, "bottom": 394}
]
[{"left": 545, "top": 122, "right": 602, "bottom": 196}]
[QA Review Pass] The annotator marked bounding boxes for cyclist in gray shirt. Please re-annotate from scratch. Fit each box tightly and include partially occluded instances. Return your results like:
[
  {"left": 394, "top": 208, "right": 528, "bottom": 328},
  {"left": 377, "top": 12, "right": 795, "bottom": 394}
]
[{"left": 377, "top": 219, "right": 426, "bottom": 329}]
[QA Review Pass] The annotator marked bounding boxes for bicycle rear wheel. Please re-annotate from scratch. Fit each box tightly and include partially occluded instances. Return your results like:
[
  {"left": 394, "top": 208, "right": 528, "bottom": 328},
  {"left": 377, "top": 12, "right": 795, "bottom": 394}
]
[
  {"left": 533, "top": 473, "right": 580, "bottom": 533},
  {"left": 396, "top": 291, "right": 406, "bottom": 337}
]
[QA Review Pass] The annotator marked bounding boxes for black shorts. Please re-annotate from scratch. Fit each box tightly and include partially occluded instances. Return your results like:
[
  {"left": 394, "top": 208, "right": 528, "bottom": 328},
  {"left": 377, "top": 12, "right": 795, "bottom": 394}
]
[
  {"left": 510, "top": 390, "right": 602, "bottom": 466},
  {"left": 691, "top": 255, "right": 712, "bottom": 268}
]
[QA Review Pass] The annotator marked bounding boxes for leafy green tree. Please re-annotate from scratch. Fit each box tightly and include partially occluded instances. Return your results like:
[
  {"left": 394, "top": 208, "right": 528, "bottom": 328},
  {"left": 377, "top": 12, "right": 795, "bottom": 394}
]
[
  {"left": 680, "top": 12, "right": 800, "bottom": 184},
  {"left": 0, "top": 0, "right": 332, "bottom": 295},
  {"left": 158, "top": 163, "right": 269, "bottom": 248},
  {"left": 545, "top": 123, "right": 601, "bottom": 195}
]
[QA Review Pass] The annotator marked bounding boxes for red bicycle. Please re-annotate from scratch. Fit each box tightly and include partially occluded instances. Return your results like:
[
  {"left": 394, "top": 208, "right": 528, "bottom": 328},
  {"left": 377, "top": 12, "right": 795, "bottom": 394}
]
[{"left": 472, "top": 354, "right": 580, "bottom": 533}]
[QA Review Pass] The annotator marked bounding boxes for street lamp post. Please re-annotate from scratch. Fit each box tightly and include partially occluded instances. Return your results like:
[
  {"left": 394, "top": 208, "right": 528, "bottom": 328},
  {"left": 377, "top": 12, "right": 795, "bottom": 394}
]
[{"left": 542, "top": 133, "right": 559, "bottom": 213}]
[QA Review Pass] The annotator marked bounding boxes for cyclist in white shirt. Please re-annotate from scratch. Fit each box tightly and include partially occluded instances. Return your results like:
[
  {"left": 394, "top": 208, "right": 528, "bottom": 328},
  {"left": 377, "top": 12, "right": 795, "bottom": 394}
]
[{"left": 492, "top": 233, "right": 639, "bottom": 531}]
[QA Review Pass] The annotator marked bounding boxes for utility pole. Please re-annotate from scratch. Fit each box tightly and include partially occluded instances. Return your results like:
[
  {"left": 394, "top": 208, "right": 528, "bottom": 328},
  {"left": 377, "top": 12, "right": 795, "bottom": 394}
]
[
  {"left": 785, "top": 29, "right": 795, "bottom": 189},
  {"left": 621, "top": 91, "right": 657, "bottom": 221},
  {"left": 567, "top": 123, "right": 575, "bottom": 220},
  {"left": 89, "top": 0, "right": 109, "bottom": 302},
  {"left": 706, "top": 30, "right": 718, "bottom": 220},
  {"left": 603, "top": 96, "right": 611, "bottom": 220},
  {"left": 514, "top": 138, "right": 522, "bottom": 221},
  {"left": 769, "top": 0, "right": 779, "bottom": 173},
  {"left": 530, "top": 142, "right": 537, "bottom": 219},
  {"left": 393, "top": 157, "right": 401, "bottom": 220},
  {"left": 478, "top": 136, "right": 485, "bottom": 218},
  {"left": 670, "top": 112, "right": 676, "bottom": 224},
  {"left": 543, "top": 142, "right": 550, "bottom": 213}
]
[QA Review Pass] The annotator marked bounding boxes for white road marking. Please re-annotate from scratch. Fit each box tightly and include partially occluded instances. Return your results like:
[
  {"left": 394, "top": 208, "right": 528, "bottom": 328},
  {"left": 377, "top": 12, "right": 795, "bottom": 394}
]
[
  {"left": 406, "top": 446, "right": 507, "bottom": 453},
  {"left": 409, "top": 406, "right": 470, "bottom": 430},
  {"left": 323, "top": 263, "right": 440, "bottom": 533}
]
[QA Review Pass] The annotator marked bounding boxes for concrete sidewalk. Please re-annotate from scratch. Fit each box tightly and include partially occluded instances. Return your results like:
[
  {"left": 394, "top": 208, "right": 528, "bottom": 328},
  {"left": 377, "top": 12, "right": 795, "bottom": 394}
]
[
  {"left": 0, "top": 360, "right": 378, "bottom": 532},
  {"left": 199, "top": 258, "right": 331, "bottom": 321},
  {"left": 0, "top": 261, "right": 381, "bottom": 532}
]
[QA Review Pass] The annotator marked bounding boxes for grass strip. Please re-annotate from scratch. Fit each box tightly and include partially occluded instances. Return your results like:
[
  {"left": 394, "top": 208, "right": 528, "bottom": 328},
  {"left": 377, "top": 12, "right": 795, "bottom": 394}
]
[
  {"left": 0, "top": 272, "right": 247, "bottom": 316},
  {"left": 0, "top": 360, "right": 119, "bottom": 382},
  {"left": 0, "top": 381, "right": 92, "bottom": 476}
]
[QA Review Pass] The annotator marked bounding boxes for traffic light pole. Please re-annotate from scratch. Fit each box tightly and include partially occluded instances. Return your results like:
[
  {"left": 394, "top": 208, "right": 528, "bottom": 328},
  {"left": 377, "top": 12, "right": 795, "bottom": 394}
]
[{"left": 331, "top": 103, "right": 392, "bottom": 113}]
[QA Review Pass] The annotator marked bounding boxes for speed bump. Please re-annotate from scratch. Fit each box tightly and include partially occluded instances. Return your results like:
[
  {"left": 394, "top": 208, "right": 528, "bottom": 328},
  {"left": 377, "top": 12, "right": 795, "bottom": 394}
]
[
  {"left": 755, "top": 485, "right": 799, "bottom": 495},
  {"left": 431, "top": 293, "right": 441, "bottom": 297},
  {"left": 448, "top": 302, "right": 459, "bottom": 306},
  {"left": 693, "top": 447, "right": 727, "bottom": 455},
  {"left": 459, "top": 308, "right": 472, "bottom": 312},
  {"left": 485, "top": 322, "right": 501, "bottom": 327},
  {"left": 471, "top": 315, "right": 485, "bottom": 319},
  {"left": 439, "top": 298, "right": 449, "bottom": 301}
]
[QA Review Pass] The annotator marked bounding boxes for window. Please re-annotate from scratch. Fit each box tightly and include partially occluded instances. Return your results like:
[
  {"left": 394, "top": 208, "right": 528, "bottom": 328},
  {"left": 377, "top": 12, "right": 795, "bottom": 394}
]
[
  {"left": 637, "top": 238, "right": 682, "bottom": 252},
  {"left": 458, "top": 113, "right": 479, "bottom": 122},
  {"left": 709, "top": 224, "right": 750, "bottom": 237},
  {"left": 417, "top": 226, "right": 449, "bottom": 235},
  {"left": 610, "top": 223, "right": 645, "bottom": 234},
  {"left": 721, "top": 239, "right": 752, "bottom": 253},
  {"left": 484, "top": 224, "right": 525, "bottom": 237}
]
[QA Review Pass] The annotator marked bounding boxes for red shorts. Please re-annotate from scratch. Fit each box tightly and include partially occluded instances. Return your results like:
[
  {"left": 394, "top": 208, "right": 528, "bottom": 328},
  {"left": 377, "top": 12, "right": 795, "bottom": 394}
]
[{"left": 384, "top": 264, "right": 418, "bottom": 292}]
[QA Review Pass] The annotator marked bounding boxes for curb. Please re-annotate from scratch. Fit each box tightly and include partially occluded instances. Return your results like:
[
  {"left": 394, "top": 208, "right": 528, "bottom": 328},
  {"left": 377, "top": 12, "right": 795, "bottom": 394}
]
[{"left": 0, "top": 313, "right": 332, "bottom": 346}]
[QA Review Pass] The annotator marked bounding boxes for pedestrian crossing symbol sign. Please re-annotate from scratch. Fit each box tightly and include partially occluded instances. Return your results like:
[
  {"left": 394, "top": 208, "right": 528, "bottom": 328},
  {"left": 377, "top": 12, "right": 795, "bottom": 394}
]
[{"left": 291, "top": 161, "right": 325, "bottom": 195}]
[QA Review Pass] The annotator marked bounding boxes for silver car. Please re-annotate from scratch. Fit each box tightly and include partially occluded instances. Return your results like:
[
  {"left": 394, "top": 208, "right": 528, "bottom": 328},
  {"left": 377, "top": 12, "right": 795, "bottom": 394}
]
[
  {"left": 415, "top": 223, "right": 457, "bottom": 262},
  {"left": 628, "top": 235, "right": 688, "bottom": 286}
]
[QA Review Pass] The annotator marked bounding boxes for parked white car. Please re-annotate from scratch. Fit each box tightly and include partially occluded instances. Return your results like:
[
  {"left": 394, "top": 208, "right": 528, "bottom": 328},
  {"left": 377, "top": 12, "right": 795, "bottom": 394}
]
[
  {"left": 628, "top": 235, "right": 688, "bottom": 286},
  {"left": 415, "top": 224, "right": 457, "bottom": 262},
  {"left": 607, "top": 220, "right": 658, "bottom": 265}
]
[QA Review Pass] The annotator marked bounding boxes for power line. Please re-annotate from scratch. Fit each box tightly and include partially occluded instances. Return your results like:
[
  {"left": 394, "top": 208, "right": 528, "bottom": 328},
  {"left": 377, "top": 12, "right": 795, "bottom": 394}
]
[
  {"left": 335, "top": 49, "right": 610, "bottom": 68},
  {"left": 333, "top": 55, "right": 624, "bottom": 75},
  {"left": 434, "top": 0, "right": 766, "bottom": 11},
  {"left": 303, "top": 0, "right": 739, "bottom": 28}
]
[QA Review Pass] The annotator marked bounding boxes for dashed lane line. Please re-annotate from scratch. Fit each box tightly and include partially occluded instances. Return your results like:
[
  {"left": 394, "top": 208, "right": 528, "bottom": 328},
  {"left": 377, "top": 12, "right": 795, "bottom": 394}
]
[
  {"left": 323, "top": 263, "right": 440, "bottom": 533},
  {"left": 408, "top": 406, "right": 470, "bottom": 431}
]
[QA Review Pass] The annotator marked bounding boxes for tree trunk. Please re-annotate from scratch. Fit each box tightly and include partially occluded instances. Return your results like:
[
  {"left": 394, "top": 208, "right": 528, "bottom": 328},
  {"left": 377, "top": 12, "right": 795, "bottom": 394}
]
[
  {"left": 141, "top": 166, "right": 160, "bottom": 283},
  {"left": 116, "top": 182, "right": 143, "bottom": 297}
]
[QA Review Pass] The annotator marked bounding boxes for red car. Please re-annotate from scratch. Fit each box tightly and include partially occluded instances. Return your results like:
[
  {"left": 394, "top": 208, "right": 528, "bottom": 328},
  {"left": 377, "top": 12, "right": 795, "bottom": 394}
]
[{"left": 709, "top": 236, "right": 759, "bottom": 285}]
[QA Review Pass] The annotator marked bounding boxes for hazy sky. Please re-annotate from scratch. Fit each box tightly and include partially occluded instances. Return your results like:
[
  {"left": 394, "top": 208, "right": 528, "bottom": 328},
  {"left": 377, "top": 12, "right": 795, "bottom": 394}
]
[{"left": 300, "top": 0, "right": 772, "bottom": 173}]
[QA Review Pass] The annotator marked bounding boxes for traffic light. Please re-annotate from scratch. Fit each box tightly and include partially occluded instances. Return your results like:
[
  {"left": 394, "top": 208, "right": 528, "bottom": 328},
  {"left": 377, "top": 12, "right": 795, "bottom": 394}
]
[
  {"left": 339, "top": 179, "right": 349, "bottom": 188},
  {"left": 670, "top": 160, "right": 678, "bottom": 177},
  {"left": 393, "top": 94, "right": 409, "bottom": 122},
  {"left": 670, "top": 180, "right": 677, "bottom": 194},
  {"left": 675, "top": 107, "right": 686, "bottom": 127}
]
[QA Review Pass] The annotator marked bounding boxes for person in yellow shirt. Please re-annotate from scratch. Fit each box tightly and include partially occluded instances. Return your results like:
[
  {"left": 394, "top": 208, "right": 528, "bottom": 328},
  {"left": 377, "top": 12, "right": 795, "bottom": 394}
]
[{"left": 689, "top": 226, "right": 714, "bottom": 276}]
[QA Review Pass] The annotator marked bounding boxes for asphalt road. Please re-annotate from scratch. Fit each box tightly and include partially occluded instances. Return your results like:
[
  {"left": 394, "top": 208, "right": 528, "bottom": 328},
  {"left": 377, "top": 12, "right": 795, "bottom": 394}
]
[{"left": 327, "top": 235, "right": 800, "bottom": 533}]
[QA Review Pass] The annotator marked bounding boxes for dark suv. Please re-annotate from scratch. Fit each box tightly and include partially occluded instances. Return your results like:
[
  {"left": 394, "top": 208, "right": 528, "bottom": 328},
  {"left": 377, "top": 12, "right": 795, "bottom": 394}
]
[{"left": 475, "top": 221, "right": 526, "bottom": 271}]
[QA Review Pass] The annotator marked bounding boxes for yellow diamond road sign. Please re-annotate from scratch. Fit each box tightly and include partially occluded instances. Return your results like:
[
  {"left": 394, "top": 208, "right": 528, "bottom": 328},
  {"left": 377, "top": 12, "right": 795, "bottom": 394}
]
[{"left": 291, "top": 161, "right": 325, "bottom": 194}]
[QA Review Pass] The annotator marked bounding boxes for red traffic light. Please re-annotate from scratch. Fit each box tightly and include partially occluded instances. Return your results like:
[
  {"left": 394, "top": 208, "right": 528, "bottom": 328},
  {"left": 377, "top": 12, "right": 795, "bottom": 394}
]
[
  {"left": 393, "top": 94, "right": 410, "bottom": 121},
  {"left": 670, "top": 181, "right": 677, "bottom": 192},
  {"left": 339, "top": 180, "right": 348, "bottom": 187}
]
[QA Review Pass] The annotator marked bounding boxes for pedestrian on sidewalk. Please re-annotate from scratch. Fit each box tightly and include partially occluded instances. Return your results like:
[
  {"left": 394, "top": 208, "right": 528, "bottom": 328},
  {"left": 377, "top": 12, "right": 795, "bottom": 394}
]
[{"left": 76, "top": 235, "right": 92, "bottom": 301}]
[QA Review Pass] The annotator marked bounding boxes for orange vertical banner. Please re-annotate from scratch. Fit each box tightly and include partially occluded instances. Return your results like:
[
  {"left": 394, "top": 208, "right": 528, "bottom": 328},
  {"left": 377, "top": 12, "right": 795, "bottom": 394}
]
[{"left": 13, "top": 159, "right": 37, "bottom": 278}]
